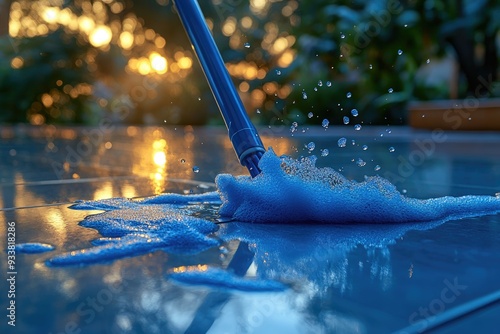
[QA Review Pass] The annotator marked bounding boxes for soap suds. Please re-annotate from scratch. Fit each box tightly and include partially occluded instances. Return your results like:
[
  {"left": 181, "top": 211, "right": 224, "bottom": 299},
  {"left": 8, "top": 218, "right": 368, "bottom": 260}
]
[{"left": 216, "top": 150, "right": 500, "bottom": 224}]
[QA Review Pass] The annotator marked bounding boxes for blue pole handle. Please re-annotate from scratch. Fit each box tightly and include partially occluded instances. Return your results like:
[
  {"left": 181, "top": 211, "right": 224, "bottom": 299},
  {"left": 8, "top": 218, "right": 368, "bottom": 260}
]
[{"left": 173, "top": 0, "right": 265, "bottom": 177}]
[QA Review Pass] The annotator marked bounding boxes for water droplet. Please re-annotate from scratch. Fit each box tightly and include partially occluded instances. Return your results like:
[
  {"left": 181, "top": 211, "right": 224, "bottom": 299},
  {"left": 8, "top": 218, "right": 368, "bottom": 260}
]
[
  {"left": 322, "top": 119, "right": 329, "bottom": 129},
  {"left": 321, "top": 148, "right": 329, "bottom": 157},
  {"left": 308, "top": 112, "right": 314, "bottom": 118},
  {"left": 180, "top": 159, "right": 186, "bottom": 164},
  {"left": 292, "top": 121, "right": 298, "bottom": 127},
  {"left": 318, "top": 80, "right": 323, "bottom": 87},
  {"left": 340, "top": 33, "right": 345, "bottom": 39},
  {"left": 386, "top": 128, "right": 392, "bottom": 133},
  {"left": 402, "top": 189, "right": 407, "bottom": 194},
  {"left": 306, "top": 142, "right": 315, "bottom": 152},
  {"left": 496, "top": 192, "right": 500, "bottom": 198},
  {"left": 198, "top": 97, "right": 202, "bottom": 101},
  {"left": 256, "top": 108, "right": 261, "bottom": 114},
  {"left": 374, "top": 165, "right": 381, "bottom": 171},
  {"left": 302, "top": 91, "right": 308, "bottom": 100},
  {"left": 362, "top": 145, "right": 368, "bottom": 151},
  {"left": 346, "top": 92, "right": 352, "bottom": 98},
  {"left": 389, "top": 147, "right": 395, "bottom": 152},
  {"left": 354, "top": 124, "right": 362, "bottom": 131},
  {"left": 276, "top": 69, "right": 281, "bottom": 75},
  {"left": 326, "top": 81, "right": 332, "bottom": 87},
  {"left": 314, "top": 87, "right": 318, "bottom": 92},
  {"left": 351, "top": 109, "right": 359, "bottom": 117},
  {"left": 369, "top": 64, "right": 373, "bottom": 70},
  {"left": 244, "top": 42, "right": 251, "bottom": 48},
  {"left": 343, "top": 116, "right": 350, "bottom": 124},
  {"left": 337, "top": 137, "right": 347, "bottom": 148},
  {"left": 351, "top": 139, "right": 356, "bottom": 146},
  {"left": 398, "top": 49, "right": 403, "bottom": 55},
  {"left": 426, "top": 59, "right": 430, "bottom": 64},
  {"left": 388, "top": 88, "right": 394, "bottom": 93},
  {"left": 192, "top": 166, "right": 200, "bottom": 173},
  {"left": 356, "top": 158, "right": 366, "bottom": 167}
]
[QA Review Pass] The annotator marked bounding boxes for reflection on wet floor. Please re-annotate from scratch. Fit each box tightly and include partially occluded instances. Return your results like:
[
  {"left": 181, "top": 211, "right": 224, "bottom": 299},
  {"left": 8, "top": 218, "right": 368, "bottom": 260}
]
[{"left": 1, "top": 125, "right": 500, "bottom": 333}]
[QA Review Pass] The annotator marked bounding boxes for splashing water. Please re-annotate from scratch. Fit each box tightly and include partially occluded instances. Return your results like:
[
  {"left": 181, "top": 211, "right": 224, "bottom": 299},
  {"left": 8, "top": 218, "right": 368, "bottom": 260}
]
[
  {"left": 338, "top": 137, "right": 347, "bottom": 148},
  {"left": 322, "top": 119, "right": 329, "bottom": 129}
]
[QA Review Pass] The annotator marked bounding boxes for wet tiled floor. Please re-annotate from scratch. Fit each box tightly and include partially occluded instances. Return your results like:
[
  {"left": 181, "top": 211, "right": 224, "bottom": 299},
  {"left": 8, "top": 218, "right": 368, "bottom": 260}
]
[{"left": 1, "top": 125, "right": 499, "bottom": 333}]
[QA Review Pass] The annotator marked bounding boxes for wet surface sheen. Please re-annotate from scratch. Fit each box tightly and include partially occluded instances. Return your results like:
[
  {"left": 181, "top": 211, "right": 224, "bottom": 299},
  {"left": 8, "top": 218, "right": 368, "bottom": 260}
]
[{"left": 1, "top": 125, "right": 499, "bottom": 334}]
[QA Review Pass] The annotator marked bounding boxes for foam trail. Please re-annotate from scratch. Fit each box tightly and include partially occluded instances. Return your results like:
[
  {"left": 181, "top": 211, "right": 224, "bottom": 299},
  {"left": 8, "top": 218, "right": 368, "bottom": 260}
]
[
  {"left": 16, "top": 243, "right": 55, "bottom": 254},
  {"left": 48, "top": 204, "right": 219, "bottom": 266},
  {"left": 216, "top": 150, "right": 500, "bottom": 224}
]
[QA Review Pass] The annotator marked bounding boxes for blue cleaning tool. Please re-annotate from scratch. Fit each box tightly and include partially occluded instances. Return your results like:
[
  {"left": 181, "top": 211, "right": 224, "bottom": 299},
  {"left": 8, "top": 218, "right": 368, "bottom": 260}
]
[{"left": 174, "top": 0, "right": 266, "bottom": 177}]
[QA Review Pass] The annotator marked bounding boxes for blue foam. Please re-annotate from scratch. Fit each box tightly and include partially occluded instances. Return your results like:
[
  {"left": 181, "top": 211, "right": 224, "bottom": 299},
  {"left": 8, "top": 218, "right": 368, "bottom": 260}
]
[
  {"left": 48, "top": 204, "right": 219, "bottom": 266},
  {"left": 216, "top": 149, "right": 500, "bottom": 224},
  {"left": 16, "top": 243, "right": 55, "bottom": 254},
  {"left": 169, "top": 267, "right": 287, "bottom": 292}
]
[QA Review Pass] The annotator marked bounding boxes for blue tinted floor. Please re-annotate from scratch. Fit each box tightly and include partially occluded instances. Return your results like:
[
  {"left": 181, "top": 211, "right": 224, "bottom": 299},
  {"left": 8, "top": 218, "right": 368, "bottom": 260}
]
[{"left": 1, "top": 125, "right": 499, "bottom": 333}]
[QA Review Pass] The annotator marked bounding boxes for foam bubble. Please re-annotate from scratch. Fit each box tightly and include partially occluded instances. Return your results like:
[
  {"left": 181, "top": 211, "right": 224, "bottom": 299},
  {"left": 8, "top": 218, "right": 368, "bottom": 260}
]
[{"left": 216, "top": 150, "right": 500, "bottom": 224}]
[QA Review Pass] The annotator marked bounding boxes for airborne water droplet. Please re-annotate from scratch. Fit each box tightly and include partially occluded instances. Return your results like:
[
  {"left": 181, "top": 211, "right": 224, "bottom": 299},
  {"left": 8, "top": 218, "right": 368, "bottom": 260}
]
[
  {"left": 338, "top": 137, "right": 347, "bottom": 148},
  {"left": 276, "top": 69, "right": 281, "bottom": 75},
  {"left": 180, "top": 159, "right": 186, "bottom": 164},
  {"left": 362, "top": 145, "right": 368, "bottom": 151},
  {"left": 346, "top": 92, "right": 352, "bottom": 98},
  {"left": 326, "top": 81, "right": 332, "bottom": 87},
  {"left": 343, "top": 116, "right": 350, "bottom": 124},
  {"left": 306, "top": 142, "right": 315, "bottom": 152},
  {"left": 192, "top": 166, "right": 200, "bottom": 173},
  {"left": 244, "top": 42, "right": 251, "bottom": 48},
  {"left": 322, "top": 119, "right": 329, "bottom": 129},
  {"left": 388, "top": 88, "right": 394, "bottom": 93},
  {"left": 351, "top": 109, "right": 359, "bottom": 117},
  {"left": 302, "top": 91, "right": 308, "bottom": 100},
  {"left": 318, "top": 80, "right": 323, "bottom": 87},
  {"left": 426, "top": 59, "right": 430, "bottom": 64},
  {"left": 398, "top": 49, "right": 403, "bottom": 55},
  {"left": 308, "top": 112, "right": 314, "bottom": 118},
  {"left": 356, "top": 158, "right": 366, "bottom": 167},
  {"left": 256, "top": 108, "right": 261, "bottom": 114},
  {"left": 374, "top": 165, "right": 381, "bottom": 171},
  {"left": 354, "top": 124, "right": 362, "bottom": 131},
  {"left": 321, "top": 148, "right": 329, "bottom": 157},
  {"left": 389, "top": 147, "right": 395, "bottom": 153}
]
